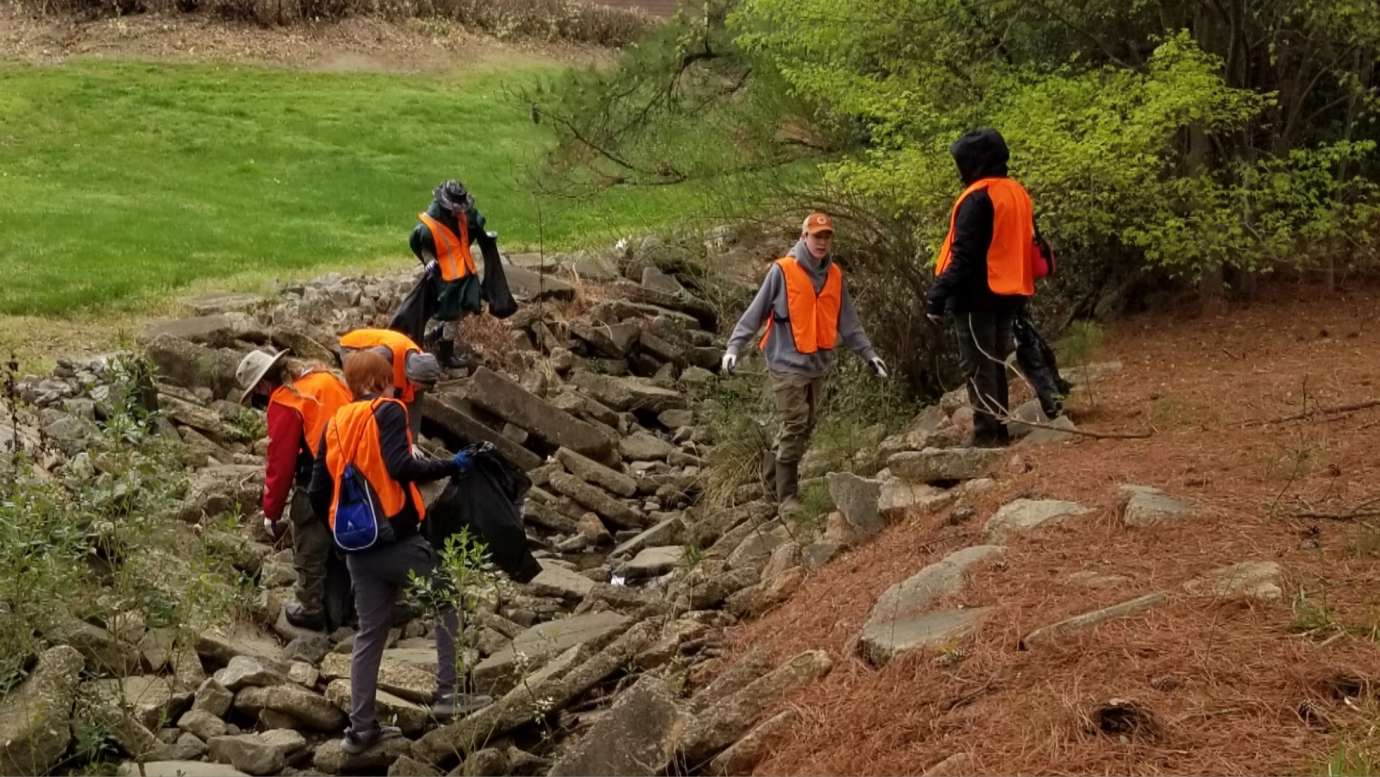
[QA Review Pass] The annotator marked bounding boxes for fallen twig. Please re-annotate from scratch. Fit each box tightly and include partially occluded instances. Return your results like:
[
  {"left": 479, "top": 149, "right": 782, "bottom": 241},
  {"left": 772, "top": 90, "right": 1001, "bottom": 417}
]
[
  {"left": 1011, "top": 417, "right": 1153, "bottom": 440},
  {"left": 1257, "top": 399, "right": 1380, "bottom": 425}
]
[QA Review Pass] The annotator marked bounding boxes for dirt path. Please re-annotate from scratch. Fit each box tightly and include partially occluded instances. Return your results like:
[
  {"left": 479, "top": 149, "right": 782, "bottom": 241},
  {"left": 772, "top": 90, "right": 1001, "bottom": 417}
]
[
  {"left": 0, "top": 6, "right": 610, "bottom": 71},
  {"left": 729, "top": 281, "right": 1380, "bottom": 775}
]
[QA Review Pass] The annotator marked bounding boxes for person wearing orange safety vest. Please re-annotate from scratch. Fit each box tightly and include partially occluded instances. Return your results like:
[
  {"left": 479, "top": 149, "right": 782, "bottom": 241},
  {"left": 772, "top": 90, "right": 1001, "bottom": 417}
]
[
  {"left": 926, "top": 128, "right": 1042, "bottom": 448},
  {"left": 236, "top": 348, "right": 354, "bottom": 631},
  {"left": 721, "top": 213, "right": 887, "bottom": 514},
  {"left": 307, "top": 350, "right": 479, "bottom": 754},
  {"left": 337, "top": 327, "right": 440, "bottom": 439},
  {"left": 408, "top": 180, "right": 496, "bottom": 368}
]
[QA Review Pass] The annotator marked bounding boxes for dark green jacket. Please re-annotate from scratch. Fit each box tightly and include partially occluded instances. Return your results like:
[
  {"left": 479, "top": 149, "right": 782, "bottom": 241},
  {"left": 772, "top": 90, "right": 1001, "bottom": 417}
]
[{"left": 409, "top": 201, "right": 495, "bottom": 320}]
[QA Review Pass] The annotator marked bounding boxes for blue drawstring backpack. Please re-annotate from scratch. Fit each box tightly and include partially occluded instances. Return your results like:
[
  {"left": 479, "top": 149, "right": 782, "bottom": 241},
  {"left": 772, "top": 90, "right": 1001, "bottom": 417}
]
[{"left": 330, "top": 400, "right": 395, "bottom": 552}]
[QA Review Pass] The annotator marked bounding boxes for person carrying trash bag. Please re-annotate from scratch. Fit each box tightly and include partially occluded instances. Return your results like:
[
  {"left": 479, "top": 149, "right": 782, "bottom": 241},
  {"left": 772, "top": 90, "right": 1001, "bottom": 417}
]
[
  {"left": 720, "top": 212, "right": 888, "bottom": 515},
  {"left": 236, "top": 348, "right": 354, "bottom": 632},
  {"left": 925, "top": 128, "right": 1043, "bottom": 447},
  {"left": 337, "top": 327, "right": 440, "bottom": 440},
  {"left": 427, "top": 442, "right": 541, "bottom": 586},
  {"left": 404, "top": 179, "right": 518, "bottom": 368},
  {"left": 307, "top": 350, "right": 482, "bottom": 755},
  {"left": 1012, "top": 235, "right": 1073, "bottom": 421}
]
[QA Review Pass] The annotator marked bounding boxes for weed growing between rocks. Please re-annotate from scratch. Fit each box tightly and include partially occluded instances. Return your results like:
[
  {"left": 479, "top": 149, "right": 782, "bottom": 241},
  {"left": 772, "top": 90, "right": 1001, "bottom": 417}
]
[
  {"left": 0, "top": 354, "right": 241, "bottom": 698},
  {"left": 408, "top": 528, "right": 502, "bottom": 700}
]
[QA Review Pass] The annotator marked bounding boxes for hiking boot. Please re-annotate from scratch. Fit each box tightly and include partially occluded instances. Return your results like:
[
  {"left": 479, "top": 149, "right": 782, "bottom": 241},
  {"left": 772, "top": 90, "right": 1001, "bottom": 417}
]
[
  {"left": 774, "top": 458, "right": 800, "bottom": 511},
  {"left": 433, "top": 339, "right": 470, "bottom": 371},
  {"left": 284, "top": 602, "right": 326, "bottom": 631},
  {"left": 760, "top": 449, "right": 777, "bottom": 501},
  {"left": 431, "top": 692, "right": 493, "bottom": 720},
  {"left": 340, "top": 725, "right": 401, "bottom": 755}
]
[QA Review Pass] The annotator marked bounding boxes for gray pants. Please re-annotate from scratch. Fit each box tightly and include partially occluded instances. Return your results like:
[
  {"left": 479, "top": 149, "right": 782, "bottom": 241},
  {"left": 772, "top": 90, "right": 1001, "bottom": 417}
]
[
  {"left": 344, "top": 534, "right": 458, "bottom": 733},
  {"left": 769, "top": 370, "right": 828, "bottom": 465},
  {"left": 288, "top": 488, "right": 332, "bottom": 618}
]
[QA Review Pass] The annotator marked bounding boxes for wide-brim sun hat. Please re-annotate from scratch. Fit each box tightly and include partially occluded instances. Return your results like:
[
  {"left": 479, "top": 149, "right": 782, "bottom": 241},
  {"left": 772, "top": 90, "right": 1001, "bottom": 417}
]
[{"left": 236, "top": 348, "right": 290, "bottom": 405}]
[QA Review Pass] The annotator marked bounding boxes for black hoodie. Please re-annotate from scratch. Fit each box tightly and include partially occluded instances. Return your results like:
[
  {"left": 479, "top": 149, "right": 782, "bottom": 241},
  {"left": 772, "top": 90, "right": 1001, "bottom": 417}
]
[{"left": 926, "top": 129, "right": 1030, "bottom": 315}]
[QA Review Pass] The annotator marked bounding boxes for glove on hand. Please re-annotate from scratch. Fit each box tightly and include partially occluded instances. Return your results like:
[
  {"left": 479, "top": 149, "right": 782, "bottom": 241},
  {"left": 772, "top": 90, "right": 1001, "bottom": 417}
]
[
  {"left": 263, "top": 516, "right": 285, "bottom": 540},
  {"left": 869, "top": 357, "right": 890, "bottom": 380},
  {"left": 720, "top": 352, "right": 737, "bottom": 374},
  {"left": 926, "top": 313, "right": 944, "bottom": 326},
  {"left": 452, "top": 450, "right": 473, "bottom": 473}
]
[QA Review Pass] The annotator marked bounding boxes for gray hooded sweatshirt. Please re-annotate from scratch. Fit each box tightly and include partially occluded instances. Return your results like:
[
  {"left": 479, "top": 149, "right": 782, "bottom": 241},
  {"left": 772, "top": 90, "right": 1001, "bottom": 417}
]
[{"left": 725, "top": 240, "right": 878, "bottom": 377}]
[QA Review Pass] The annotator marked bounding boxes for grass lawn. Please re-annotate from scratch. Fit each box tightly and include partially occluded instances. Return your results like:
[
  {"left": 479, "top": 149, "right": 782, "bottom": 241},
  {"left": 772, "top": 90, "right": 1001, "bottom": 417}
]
[{"left": 0, "top": 57, "right": 718, "bottom": 318}]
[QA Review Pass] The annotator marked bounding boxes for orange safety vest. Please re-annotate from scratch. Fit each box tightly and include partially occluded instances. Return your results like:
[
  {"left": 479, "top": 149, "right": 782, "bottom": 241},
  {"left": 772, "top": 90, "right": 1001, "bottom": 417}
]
[
  {"left": 268, "top": 369, "right": 353, "bottom": 457},
  {"left": 934, "top": 177, "right": 1038, "bottom": 297},
  {"left": 324, "top": 397, "right": 425, "bottom": 529},
  {"left": 417, "top": 212, "right": 478, "bottom": 283},
  {"left": 338, "top": 328, "right": 423, "bottom": 403},
  {"left": 758, "top": 257, "right": 843, "bottom": 354}
]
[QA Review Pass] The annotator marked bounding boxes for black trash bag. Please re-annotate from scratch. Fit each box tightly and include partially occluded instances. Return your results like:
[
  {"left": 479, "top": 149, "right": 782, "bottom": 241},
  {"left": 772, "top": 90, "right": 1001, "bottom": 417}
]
[
  {"left": 425, "top": 444, "right": 540, "bottom": 583},
  {"left": 388, "top": 269, "right": 439, "bottom": 345},
  {"left": 1013, "top": 311, "right": 1070, "bottom": 420},
  {"left": 478, "top": 235, "right": 518, "bottom": 320}
]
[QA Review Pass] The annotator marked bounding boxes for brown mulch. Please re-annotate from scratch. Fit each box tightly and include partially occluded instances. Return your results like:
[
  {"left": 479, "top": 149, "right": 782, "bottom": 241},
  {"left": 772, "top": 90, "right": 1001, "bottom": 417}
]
[{"left": 727, "top": 280, "right": 1380, "bottom": 775}]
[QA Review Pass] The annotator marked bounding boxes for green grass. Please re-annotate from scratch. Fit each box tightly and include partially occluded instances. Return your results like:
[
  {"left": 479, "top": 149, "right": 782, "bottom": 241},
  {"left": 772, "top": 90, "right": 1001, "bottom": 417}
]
[{"left": 0, "top": 58, "right": 718, "bottom": 316}]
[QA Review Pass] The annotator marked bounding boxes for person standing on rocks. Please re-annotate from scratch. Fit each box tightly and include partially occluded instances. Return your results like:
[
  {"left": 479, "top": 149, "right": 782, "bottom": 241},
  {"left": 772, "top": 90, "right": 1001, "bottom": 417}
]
[
  {"left": 926, "top": 128, "right": 1041, "bottom": 447},
  {"left": 338, "top": 327, "right": 441, "bottom": 439},
  {"left": 721, "top": 212, "right": 888, "bottom": 513},
  {"left": 308, "top": 350, "right": 481, "bottom": 754},
  {"left": 410, "top": 180, "right": 496, "bottom": 369},
  {"left": 236, "top": 348, "right": 354, "bottom": 631}
]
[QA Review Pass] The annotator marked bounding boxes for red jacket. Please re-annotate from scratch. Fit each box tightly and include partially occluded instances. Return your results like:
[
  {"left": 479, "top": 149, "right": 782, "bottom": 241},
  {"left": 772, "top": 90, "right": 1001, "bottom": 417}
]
[{"left": 262, "top": 402, "right": 306, "bottom": 522}]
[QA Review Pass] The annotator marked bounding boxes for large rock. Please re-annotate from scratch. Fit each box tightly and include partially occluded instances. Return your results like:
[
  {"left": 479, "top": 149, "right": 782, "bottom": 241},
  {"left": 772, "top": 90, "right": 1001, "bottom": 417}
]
[
  {"left": 87, "top": 675, "right": 190, "bottom": 731},
  {"left": 887, "top": 447, "right": 1003, "bottom": 483},
  {"left": 502, "top": 264, "right": 577, "bottom": 302},
  {"left": 1183, "top": 561, "right": 1283, "bottom": 601},
  {"left": 178, "top": 708, "right": 228, "bottom": 741},
  {"left": 615, "top": 545, "right": 683, "bottom": 579},
  {"left": 572, "top": 372, "right": 688, "bottom": 414},
  {"left": 144, "top": 335, "right": 241, "bottom": 398},
  {"left": 548, "top": 675, "right": 685, "bottom": 776},
  {"left": 985, "top": 499, "right": 1092, "bottom": 542},
  {"left": 45, "top": 616, "right": 141, "bottom": 676},
  {"left": 313, "top": 735, "right": 414, "bottom": 775},
  {"left": 193, "top": 679, "right": 235, "bottom": 717},
  {"left": 618, "top": 431, "right": 676, "bottom": 462},
  {"left": 556, "top": 447, "right": 638, "bottom": 498},
  {"left": 212, "top": 656, "right": 287, "bottom": 692},
  {"left": 318, "top": 652, "right": 436, "bottom": 704},
  {"left": 547, "top": 471, "right": 645, "bottom": 530},
  {"left": 680, "top": 650, "right": 832, "bottom": 764},
  {"left": 1021, "top": 592, "right": 1170, "bottom": 647},
  {"left": 528, "top": 561, "right": 597, "bottom": 600},
  {"left": 466, "top": 368, "right": 615, "bottom": 460},
  {"left": 233, "top": 685, "right": 346, "bottom": 731},
  {"left": 207, "top": 730, "right": 306, "bottom": 776},
  {"left": 324, "top": 680, "right": 427, "bottom": 735},
  {"left": 471, "top": 611, "right": 628, "bottom": 695},
  {"left": 611, "top": 514, "right": 684, "bottom": 559},
  {"left": 420, "top": 393, "right": 542, "bottom": 472},
  {"left": 704, "top": 708, "right": 798, "bottom": 776},
  {"left": 879, "top": 479, "right": 956, "bottom": 519},
  {"left": 177, "top": 465, "right": 264, "bottom": 524},
  {"left": 196, "top": 624, "right": 287, "bottom": 667},
  {"left": 119, "top": 762, "right": 249, "bottom": 777},
  {"left": 416, "top": 622, "right": 659, "bottom": 763},
  {"left": 142, "top": 314, "right": 265, "bottom": 348},
  {"left": 827, "top": 472, "right": 883, "bottom": 538},
  {"left": 1119, "top": 485, "right": 1190, "bottom": 527},
  {"left": 859, "top": 545, "right": 1004, "bottom": 666},
  {"left": 0, "top": 645, "right": 83, "bottom": 775}
]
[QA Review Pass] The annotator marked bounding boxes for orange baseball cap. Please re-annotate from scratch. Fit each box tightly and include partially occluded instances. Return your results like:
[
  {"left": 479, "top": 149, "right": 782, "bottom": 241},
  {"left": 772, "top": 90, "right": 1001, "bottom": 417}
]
[{"left": 803, "top": 212, "right": 834, "bottom": 235}]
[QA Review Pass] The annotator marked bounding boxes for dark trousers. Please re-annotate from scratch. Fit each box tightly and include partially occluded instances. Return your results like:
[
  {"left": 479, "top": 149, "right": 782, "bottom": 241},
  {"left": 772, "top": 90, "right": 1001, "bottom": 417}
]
[
  {"left": 344, "top": 535, "right": 458, "bottom": 733},
  {"left": 954, "top": 310, "right": 1015, "bottom": 441}
]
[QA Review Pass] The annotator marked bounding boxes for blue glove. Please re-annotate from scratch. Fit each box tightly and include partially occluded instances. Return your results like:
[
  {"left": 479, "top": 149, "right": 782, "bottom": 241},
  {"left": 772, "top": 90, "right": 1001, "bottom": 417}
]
[{"left": 452, "top": 450, "right": 473, "bottom": 473}]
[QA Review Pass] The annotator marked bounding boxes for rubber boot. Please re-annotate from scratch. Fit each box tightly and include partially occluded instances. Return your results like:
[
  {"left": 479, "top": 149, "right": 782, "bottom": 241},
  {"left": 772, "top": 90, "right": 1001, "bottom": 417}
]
[
  {"left": 775, "top": 458, "right": 801, "bottom": 517},
  {"left": 760, "top": 449, "right": 777, "bottom": 501},
  {"left": 433, "top": 338, "right": 469, "bottom": 370}
]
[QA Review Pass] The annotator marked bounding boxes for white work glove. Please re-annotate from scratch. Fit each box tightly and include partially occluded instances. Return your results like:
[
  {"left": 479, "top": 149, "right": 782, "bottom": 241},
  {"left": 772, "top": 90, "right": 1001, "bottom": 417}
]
[
  {"left": 720, "top": 352, "right": 737, "bottom": 374},
  {"left": 926, "top": 313, "right": 944, "bottom": 326},
  {"left": 263, "top": 516, "right": 285, "bottom": 540},
  {"left": 869, "top": 357, "right": 890, "bottom": 380}
]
